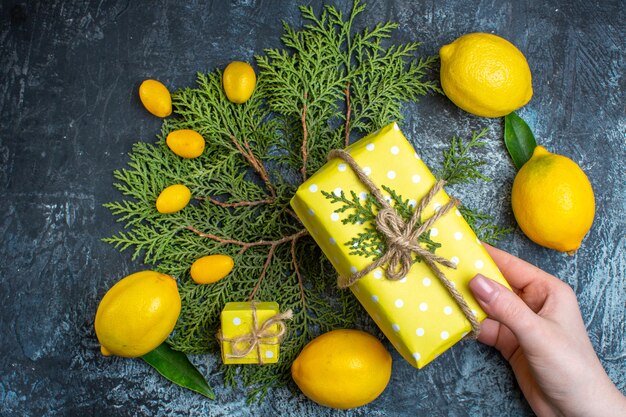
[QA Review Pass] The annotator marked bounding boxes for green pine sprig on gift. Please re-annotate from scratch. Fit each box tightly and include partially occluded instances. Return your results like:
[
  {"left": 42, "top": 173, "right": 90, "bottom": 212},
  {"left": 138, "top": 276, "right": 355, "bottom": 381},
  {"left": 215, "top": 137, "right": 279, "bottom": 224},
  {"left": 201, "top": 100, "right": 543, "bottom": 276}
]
[
  {"left": 103, "top": 0, "right": 442, "bottom": 402},
  {"left": 323, "top": 128, "right": 512, "bottom": 251},
  {"left": 321, "top": 187, "right": 441, "bottom": 260}
]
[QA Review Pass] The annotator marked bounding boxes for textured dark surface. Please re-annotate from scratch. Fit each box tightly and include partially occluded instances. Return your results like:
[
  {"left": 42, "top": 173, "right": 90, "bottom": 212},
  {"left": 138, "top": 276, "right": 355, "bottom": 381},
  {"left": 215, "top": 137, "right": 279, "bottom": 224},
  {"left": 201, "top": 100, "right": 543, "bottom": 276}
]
[{"left": 1, "top": 0, "right": 624, "bottom": 416}]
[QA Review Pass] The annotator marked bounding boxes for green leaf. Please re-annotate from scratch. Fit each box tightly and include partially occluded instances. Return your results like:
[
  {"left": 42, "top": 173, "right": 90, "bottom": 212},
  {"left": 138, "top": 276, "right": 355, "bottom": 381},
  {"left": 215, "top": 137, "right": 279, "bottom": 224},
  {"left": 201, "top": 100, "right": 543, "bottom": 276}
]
[
  {"left": 142, "top": 343, "right": 215, "bottom": 400},
  {"left": 504, "top": 112, "right": 537, "bottom": 169}
]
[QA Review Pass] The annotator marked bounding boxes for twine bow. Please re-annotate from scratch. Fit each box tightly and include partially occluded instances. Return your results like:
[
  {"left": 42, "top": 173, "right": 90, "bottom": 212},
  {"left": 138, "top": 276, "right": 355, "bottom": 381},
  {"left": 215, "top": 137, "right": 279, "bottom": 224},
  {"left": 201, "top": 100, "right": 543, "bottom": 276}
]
[
  {"left": 328, "top": 149, "right": 480, "bottom": 338},
  {"left": 217, "top": 303, "right": 293, "bottom": 364}
]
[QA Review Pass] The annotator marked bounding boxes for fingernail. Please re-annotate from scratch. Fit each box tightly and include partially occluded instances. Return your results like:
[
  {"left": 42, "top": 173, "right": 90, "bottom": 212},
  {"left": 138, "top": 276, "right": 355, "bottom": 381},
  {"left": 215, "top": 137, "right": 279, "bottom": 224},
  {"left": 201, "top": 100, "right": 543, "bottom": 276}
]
[{"left": 470, "top": 274, "right": 497, "bottom": 303}]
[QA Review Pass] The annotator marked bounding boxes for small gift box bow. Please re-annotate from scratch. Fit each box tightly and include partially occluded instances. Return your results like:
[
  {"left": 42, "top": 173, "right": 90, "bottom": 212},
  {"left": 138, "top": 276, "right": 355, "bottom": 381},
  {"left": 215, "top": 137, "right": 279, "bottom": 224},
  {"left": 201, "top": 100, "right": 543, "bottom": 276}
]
[
  {"left": 217, "top": 302, "right": 293, "bottom": 364},
  {"left": 328, "top": 148, "right": 480, "bottom": 338}
]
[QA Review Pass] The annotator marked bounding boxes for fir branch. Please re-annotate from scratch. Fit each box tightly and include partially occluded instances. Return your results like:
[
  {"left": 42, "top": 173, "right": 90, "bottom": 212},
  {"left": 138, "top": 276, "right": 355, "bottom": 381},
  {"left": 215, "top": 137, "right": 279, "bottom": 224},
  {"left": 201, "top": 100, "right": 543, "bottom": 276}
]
[
  {"left": 300, "top": 91, "right": 309, "bottom": 181},
  {"left": 248, "top": 244, "right": 276, "bottom": 301},
  {"left": 227, "top": 131, "right": 276, "bottom": 198},
  {"left": 291, "top": 238, "right": 306, "bottom": 307},
  {"left": 434, "top": 128, "right": 512, "bottom": 243},
  {"left": 197, "top": 196, "right": 274, "bottom": 209},
  {"left": 185, "top": 226, "right": 308, "bottom": 256},
  {"left": 257, "top": 0, "right": 438, "bottom": 177},
  {"left": 459, "top": 205, "right": 513, "bottom": 245},
  {"left": 437, "top": 128, "right": 491, "bottom": 185},
  {"left": 344, "top": 82, "right": 352, "bottom": 147},
  {"left": 103, "top": 1, "right": 444, "bottom": 402}
]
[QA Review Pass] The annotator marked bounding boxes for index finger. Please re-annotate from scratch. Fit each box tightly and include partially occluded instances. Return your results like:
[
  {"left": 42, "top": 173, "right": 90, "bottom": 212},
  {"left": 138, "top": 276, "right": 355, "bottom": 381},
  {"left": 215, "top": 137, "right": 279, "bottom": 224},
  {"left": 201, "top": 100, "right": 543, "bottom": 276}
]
[{"left": 483, "top": 243, "right": 555, "bottom": 290}]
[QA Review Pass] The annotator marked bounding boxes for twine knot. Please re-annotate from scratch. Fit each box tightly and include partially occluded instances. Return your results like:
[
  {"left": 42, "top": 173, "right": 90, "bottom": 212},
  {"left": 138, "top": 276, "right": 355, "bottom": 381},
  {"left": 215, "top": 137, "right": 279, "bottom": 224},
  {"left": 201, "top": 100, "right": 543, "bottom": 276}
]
[
  {"left": 217, "top": 303, "right": 293, "bottom": 364},
  {"left": 376, "top": 207, "right": 414, "bottom": 280},
  {"left": 327, "top": 148, "right": 480, "bottom": 338}
]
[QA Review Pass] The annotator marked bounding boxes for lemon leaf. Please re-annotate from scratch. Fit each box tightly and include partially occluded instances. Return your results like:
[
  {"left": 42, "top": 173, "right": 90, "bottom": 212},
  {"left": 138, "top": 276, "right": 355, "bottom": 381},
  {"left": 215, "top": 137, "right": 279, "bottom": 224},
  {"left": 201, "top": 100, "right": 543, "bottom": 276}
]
[
  {"left": 504, "top": 112, "right": 537, "bottom": 169},
  {"left": 142, "top": 343, "right": 215, "bottom": 400}
]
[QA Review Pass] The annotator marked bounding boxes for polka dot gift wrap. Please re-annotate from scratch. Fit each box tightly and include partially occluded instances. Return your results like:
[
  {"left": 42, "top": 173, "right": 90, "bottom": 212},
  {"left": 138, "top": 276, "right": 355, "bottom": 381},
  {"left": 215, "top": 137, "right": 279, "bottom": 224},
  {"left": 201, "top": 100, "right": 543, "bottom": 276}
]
[
  {"left": 219, "top": 301, "right": 282, "bottom": 364},
  {"left": 290, "top": 122, "right": 510, "bottom": 368}
]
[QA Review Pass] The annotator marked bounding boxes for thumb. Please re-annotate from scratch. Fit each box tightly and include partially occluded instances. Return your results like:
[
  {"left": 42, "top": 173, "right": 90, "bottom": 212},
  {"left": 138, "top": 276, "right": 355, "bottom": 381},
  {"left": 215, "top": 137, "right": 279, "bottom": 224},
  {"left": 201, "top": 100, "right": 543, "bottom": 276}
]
[{"left": 469, "top": 274, "right": 540, "bottom": 345}]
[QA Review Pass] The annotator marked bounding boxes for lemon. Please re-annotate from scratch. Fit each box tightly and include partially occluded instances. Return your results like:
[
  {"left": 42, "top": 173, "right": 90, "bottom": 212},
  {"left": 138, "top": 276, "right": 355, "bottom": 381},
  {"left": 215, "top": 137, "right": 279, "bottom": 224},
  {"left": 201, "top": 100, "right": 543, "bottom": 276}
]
[
  {"left": 511, "top": 146, "right": 595, "bottom": 253},
  {"left": 440, "top": 33, "right": 533, "bottom": 118},
  {"left": 291, "top": 329, "right": 392, "bottom": 409},
  {"left": 94, "top": 271, "right": 181, "bottom": 357},
  {"left": 222, "top": 61, "right": 257, "bottom": 104},
  {"left": 139, "top": 79, "right": 172, "bottom": 118}
]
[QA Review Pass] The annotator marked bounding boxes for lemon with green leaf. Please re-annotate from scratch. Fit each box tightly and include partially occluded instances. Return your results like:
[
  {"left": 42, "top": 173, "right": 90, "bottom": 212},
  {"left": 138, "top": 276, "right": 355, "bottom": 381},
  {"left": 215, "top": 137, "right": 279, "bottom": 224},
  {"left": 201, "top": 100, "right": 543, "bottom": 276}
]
[{"left": 95, "top": 271, "right": 181, "bottom": 357}]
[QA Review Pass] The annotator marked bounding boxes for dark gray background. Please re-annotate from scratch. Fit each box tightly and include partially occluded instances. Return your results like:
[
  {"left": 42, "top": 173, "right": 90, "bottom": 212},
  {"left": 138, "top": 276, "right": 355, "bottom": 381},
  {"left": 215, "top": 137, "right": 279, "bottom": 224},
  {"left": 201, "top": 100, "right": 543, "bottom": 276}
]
[{"left": 1, "top": 0, "right": 624, "bottom": 416}]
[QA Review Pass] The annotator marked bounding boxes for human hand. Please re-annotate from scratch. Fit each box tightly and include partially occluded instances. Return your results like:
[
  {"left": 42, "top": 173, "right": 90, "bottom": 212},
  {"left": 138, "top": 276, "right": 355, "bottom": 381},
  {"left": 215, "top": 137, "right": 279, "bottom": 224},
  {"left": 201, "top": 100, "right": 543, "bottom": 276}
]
[{"left": 469, "top": 244, "right": 626, "bottom": 417}]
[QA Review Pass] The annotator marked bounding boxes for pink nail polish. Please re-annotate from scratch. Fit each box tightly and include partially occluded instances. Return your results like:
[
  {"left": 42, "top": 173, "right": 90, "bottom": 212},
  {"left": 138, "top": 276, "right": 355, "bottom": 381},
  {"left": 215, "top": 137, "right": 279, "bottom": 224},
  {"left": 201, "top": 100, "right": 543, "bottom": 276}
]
[{"left": 470, "top": 274, "right": 496, "bottom": 303}]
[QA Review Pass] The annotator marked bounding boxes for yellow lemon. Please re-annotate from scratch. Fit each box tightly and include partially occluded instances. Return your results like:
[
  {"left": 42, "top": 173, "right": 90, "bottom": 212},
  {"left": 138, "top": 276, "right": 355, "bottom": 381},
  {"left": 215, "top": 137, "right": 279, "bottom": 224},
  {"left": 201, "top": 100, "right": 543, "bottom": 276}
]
[
  {"left": 156, "top": 184, "right": 191, "bottom": 214},
  {"left": 190, "top": 254, "right": 234, "bottom": 284},
  {"left": 440, "top": 33, "right": 533, "bottom": 117},
  {"left": 94, "top": 271, "right": 181, "bottom": 357},
  {"left": 511, "top": 146, "right": 595, "bottom": 253},
  {"left": 166, "top": 129, "right": 206, "bottom": 159},
  {"left": 292, "top": 329, "right": 392, "bottom": 409},
  {"left": 139, "top": 79, "right": 172, "bottom": 118},
  {"left": 222, "top": 61, "right": 257, "bottom": 104}
]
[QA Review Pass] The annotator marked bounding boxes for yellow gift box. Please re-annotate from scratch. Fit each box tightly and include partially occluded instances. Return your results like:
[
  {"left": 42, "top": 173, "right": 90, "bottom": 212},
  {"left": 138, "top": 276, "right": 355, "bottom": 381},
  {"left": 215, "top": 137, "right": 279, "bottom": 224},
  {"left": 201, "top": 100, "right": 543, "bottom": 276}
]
[
  {"left": 290, "top": 122, "right": 510, "bottom": 368},
  {"left": 219, "top": 301, "right": 286, "bottom": 365}
]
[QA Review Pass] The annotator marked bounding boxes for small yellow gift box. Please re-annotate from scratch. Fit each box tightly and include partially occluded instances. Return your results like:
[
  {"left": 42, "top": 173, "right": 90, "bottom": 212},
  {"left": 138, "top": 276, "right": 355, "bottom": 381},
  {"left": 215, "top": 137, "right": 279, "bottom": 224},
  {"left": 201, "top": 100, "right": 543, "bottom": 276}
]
[
  {"left": 218, "top": 301, "right": 291, "bottom": 365},
  {"left": 290, "top": 122, "right": 510, "bottom": 368}
]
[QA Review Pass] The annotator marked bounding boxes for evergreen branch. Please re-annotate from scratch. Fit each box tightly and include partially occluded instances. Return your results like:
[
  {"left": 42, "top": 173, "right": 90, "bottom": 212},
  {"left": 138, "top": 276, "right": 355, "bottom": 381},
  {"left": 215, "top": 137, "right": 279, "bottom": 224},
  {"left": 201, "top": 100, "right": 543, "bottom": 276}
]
[
  {"left": 197, "top": 196, "right": 275, "bottom": 208},
  {"left": 291, "top": 238, "right": 306, "bottom": 307},
  {"left": 321, "top": 190, "right": 377, "bottom": 225},
  {"left": 103, "top": 1, "right": 468, "bottom": 402},
  {"left": 433, "top": 129, "right": 512, "bottom": 243},
  {"left": 322, "top": 187, "right": 441, "bottom": 260},
  {"left": 248, "top": 244, "right": 276, "bottom": 301},
  {"left": 344, "top": 82, "right": 351, "bottom": 147},
  {"left": 103, "top": 200, "right": 150, "bottom": 228},
  {"left": 300, "top": 91, "right": 309, "bottom": 181},
  {"left": 227, "top": 131, "right": 276, "bottom": 197},
  {"left": 185, "top": 226, "right": 308, "bottom": 253},
  {"left": 459, "top": 205, "right": 513, "bottom": 244},
  {"left": 437, "top": 128, "right": 491, "bottom": 185}
]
